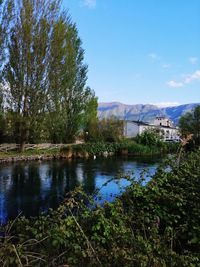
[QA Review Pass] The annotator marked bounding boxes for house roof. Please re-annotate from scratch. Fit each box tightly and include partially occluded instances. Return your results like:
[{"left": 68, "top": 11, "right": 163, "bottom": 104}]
[{"left": 125, "top": 120, "right": 178, "bottom": 130}]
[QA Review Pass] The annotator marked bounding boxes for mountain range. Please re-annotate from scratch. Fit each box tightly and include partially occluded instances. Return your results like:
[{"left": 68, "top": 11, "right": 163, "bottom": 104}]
[{"left": 98, "top": 102, "right": 200, "bottom": 124}]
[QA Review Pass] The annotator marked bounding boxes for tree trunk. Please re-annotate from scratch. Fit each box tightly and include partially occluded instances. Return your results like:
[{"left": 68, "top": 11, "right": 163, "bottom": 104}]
[
  {"left": 19, "top": 140, "right": 25, "bottom": 152},
  {"left": 19, "top": 120, "right": 27, "bottom": 152}
]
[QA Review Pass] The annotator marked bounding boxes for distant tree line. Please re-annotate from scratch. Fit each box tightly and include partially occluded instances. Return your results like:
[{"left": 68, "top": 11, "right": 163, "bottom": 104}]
[{"left": 0, "top": 0, "right": 97, "bottom": 151}]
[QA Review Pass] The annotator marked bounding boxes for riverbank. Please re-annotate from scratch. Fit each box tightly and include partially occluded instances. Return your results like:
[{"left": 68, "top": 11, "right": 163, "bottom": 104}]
[
  {"left": 0, "top": 140, "right": 178, "bottom": 163},
  {"left": 0, "top": 149, "right": 199, "bottom": 266},
  {"left": 0, "top": 148, "right": 61, "bottom": 163}
]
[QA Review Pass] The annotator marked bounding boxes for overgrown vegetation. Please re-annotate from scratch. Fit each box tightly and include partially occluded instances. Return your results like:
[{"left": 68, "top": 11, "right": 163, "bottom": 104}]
[
  {"left": 60, "top": 138, "right": 178, "bottom": 158},
  {"left": 0, "top": 137, "right": 178, "bottom": 161},
  {"left": 85, "top": 118, "right": 124, "bottom": 143},
  {"left": 135, "top": 129, "right": 165, "bottom": 147},
  {"left": 0, "top": 147, "right": 61, "bottom": 159},
  {"left": 1, "top": 148, "right": 200, "bottom": 266}
]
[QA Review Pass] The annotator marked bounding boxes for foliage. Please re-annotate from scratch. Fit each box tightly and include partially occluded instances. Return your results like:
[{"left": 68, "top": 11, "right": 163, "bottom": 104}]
[
  {"left": 60, "top": 139, "right": 178, "bottom": 158},
  {"left": 0, "top": 0, "right": 97, "bottom": 148},
  {"left": 60, "top": 141, "right": 154, "bottom": 157},
  {"left": 0, "top": 139, "right": 177, "bottom": 160},
  {"left": 179, "top": 105, "right": 200, "bottom": 149},
  {"left": 86, "top": 118, "right": 124, "bottom": 143},
  {"left": 60, "top": 142, "right": 116, "bottom": 157},
  {"left": 46, "top": 13, "right": 95, "bottom": 143},
  {"left": 1, "top": 149, "right": 200, "bottom": 266},
  {"left": 0, "top": 89, "right": 5, "bottom": 141},
  {"left": 0, "top": 112, "right": 6, "bottom": 142},
  {"left": 0, "top": 0, "right": 13, "bottom": 68},
  {"left": 135, "top": 129, "right": 165, "bottom": 147},
  {"left": 82, "top": 94, "right": 98, "bottom": 137},
  {"left": 133, "top": 129, "right": 179, "bottom": 154},
  {"left": 2, "top": 0, "right": 60, "bottom": 150}
]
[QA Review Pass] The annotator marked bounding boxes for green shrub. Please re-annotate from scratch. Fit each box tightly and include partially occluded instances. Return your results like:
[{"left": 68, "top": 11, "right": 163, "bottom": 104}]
[{"left": 1, "top": 149, "right": 200, "bottom": 266}]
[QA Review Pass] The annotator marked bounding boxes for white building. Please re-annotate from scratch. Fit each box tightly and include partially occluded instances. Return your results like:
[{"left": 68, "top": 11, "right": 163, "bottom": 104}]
[{"left": 124, "top": 117, "right": 180, "bottom": 141}]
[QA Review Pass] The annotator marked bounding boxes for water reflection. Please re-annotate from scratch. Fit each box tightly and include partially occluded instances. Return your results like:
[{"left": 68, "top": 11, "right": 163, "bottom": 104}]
[{"left": 0, "top": 156, "right": 161, "bottom": 224}]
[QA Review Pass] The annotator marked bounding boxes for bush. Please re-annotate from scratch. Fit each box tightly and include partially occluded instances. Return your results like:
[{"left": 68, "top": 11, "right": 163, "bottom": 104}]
[
  {"left": 1, "top": 149, "right": 200, "bottom": 266},
  {"left": 135, "top": 129, "right": 165, "bottom": 147},
  {"left": 86, "top": 118, "right": 124, "bottom": 143}
]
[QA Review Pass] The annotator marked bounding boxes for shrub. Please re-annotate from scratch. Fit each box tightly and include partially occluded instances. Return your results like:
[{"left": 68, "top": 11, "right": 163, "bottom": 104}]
[
  {"left": 86, "top": 118, "right": 124, "bottom": 143},
  {"left": 1, "top": 149, "right": 200, "bottom": 266},
  {"left": 135, "top": 129, "right": 165, "bottom": 147}
]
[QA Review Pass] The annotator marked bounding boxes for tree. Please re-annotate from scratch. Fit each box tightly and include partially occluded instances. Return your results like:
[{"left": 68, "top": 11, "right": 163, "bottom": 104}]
[
  {"left": 3, "top": 0, "right": 60, "bottom": 150},
  {"left": 0, "top": 87, "right": 5, "bottom": 141},
  {"left": 82, "top": 92, "right": 98, "bottom": 139},
  {"left": 135, "top": 129, "right": 164, "bottom": 147},
  {"left": 1, "top": 0, "right": 97, "bottom": 147},
  {"left": 0, "top": 0, "right": 13, "bottom": 69},
  {"left": 86, "top": 118, "right": 124, "bottom": 142},
  {"left": 179, "top": 105, "right": 200, "bottom": 148},
  {"left": 47, "top": 14, "right": 96, "bottom": 143},
  {"left": 0, "top": 0, "right": 13, "bottom": 143}
]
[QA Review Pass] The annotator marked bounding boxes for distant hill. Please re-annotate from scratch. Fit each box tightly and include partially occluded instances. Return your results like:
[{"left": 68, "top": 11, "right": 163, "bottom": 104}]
[{"left": 98, "top": 102, "right": 200, "bottom": 124}]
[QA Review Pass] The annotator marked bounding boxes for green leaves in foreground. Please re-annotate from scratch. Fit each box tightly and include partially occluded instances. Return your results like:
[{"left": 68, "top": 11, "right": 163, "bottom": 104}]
[{"left": 1, "top": 150, "right": 200, "bottom": 266}]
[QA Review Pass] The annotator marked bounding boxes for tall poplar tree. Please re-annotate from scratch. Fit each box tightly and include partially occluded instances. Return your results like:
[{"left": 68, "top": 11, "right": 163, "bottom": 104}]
[
  {"left": 0, "top": 0, "right": 13, "bottom": 68},
  {"left": 2, "top": 0, "right": 97, "bottom": 147},
  {"left": 3, "top": 0, "right": 60, "bottom": 150},
  {"left": 47, "top": 14, "right": 95, "bottom": 143},
  {"left": 0, "top": 0, "right": 13, "bottom": 142}
]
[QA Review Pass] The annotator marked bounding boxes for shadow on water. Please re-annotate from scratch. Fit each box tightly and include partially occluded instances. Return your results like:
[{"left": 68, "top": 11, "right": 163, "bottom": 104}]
[{"left": 0, "top": 156, "right": 162, "bottom": 224}]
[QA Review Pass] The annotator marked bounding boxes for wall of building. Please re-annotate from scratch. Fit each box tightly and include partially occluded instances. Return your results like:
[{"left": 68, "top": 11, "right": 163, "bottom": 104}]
[
  {"left": 138, "top": 125, "right": 151, "bottom": 135},
  {"left": 162, "top": 128, "right": 179, "bottom": 141},
  {"left": 124, "top": 121, "right": 180, "bottom": 141},
  {"left": 153, "top": 117, "right": 172, "bottom": 127},
  {"left": 124, "top": 121, "right": 139, "bottom": 138}
]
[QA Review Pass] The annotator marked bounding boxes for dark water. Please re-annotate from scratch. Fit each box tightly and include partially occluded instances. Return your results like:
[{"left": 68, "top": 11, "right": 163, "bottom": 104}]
[{"left": 0, "top": 156, "right": 162, "bottom": 224}]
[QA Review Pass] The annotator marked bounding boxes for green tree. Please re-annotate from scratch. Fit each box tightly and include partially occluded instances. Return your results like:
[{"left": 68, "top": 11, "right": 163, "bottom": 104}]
[
  {"left": 1, "top": 0, "right": 97, "bottom": 147},
  {"left": 0, "top": 0, "right": 13, "bottom": 68},
  {"left": 87, "top": 118, "right": 124, "bottom": 142},
  {"left": 135, "top": 129, "right": 164, "bottom": 147},
  {"left": 0, "top": 0, "right": 13, "bottom": 142},
  {"left": 3, "top": 0, "right": 60, "bottom": 150},
  {"left": 47, "top": 14, "right": 96, "bottom": 143},
  {"left": 179, "top": 105, "right": 200, "bottom": 148},
  {"left": 82, "top": 93, "right": 98, "bottom": 140},
  {"left": 0, "top": 87, "right": 5, "bottom": 142}
]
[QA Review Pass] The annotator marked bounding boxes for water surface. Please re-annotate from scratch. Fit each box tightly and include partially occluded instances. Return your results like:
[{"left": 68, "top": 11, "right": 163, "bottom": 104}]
[{"left": 0, "top": 156, "right": 162, "bottom": 224}]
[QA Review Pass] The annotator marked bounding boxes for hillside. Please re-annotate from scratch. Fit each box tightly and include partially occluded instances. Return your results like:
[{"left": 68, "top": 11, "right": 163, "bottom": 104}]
[{"left": 98, "top": 102, "right": 200, "bottom": 124}]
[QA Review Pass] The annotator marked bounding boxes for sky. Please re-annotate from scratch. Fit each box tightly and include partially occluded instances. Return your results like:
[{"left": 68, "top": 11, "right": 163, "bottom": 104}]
[{"left": 63, "top": 0, "right": 200, "bottom": 106}]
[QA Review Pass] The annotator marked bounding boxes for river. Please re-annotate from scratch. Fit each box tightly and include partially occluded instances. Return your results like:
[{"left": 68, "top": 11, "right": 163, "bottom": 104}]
[{"left": 0, "top": 156, "right": 162, "bottom": 224}]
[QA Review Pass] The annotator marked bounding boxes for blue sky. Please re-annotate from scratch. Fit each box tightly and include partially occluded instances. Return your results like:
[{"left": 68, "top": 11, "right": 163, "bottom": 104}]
[{"left": 63, "top": 0, "right": 200, "bottom": 106}]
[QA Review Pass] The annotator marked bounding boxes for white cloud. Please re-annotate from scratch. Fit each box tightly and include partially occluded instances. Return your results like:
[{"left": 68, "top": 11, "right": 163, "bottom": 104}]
[
  {"left": 184, "top": 70, "right": 200, "bottom": 84},
  {"left": 167, "top": 69, "right": 200, "bottom": 88},
  {"left": 83, "top": 0, "right": 96, "bottom": 8},
  {"left": 162, "top": 63, "right": 171, "bottom": 69},
  {"left": 167, "top": 80, "right": 184, "bottom": 88},
  {"left": 189, "top": 57, "right": 198, "bottom": 65},
  {"left": 150, "top": 102, "right": 179, "bottom": 107},
  {"left": 148, "top": 53, "right": 160, "bottom": 61}
]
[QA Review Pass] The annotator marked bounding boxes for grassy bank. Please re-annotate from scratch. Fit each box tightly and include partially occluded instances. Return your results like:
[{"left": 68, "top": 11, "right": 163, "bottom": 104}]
[
  {"left": 1, "top": 148, "right": 199, "bottom": 266},
  {"left": 60, "top": 140, "right": 178, "bottom": 157},
  {"left": 0, "top": 140, "right": 178, "bottom": 163},
  {"left": 0, "top": 147, "right": 61, "bottom": 164},
  {"left": 0, "top": 148, "right": 60, "bottom": 158}
]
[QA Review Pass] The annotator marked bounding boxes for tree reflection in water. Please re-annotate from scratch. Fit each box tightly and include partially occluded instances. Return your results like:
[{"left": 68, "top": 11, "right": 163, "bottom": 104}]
[{"left": 0, "top": 156, "right": 161, "bottom": 224}]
